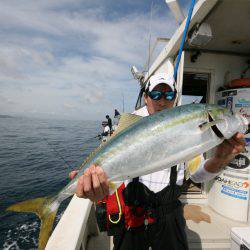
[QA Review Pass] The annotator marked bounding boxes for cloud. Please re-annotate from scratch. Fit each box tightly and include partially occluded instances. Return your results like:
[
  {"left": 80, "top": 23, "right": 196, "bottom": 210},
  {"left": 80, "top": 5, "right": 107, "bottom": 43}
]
[
  {"left": 0, "top": 0, "right": 178, "bottom": 120},
  {"left": 0, "top": 45, "right": 55, "bottom": 82},
  {"left": 63, "top": 102, "right": 76, "bottom": 109}
]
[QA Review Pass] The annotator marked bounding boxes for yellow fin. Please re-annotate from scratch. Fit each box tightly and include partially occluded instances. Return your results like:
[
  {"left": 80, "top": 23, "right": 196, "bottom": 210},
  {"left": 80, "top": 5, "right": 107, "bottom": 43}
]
[
  {"left": 185, "top": 155, "right": 202, "bottom": 179},
  {"left": 112, "top": 113, "right": 143, "bottom": 137},
  {"left": 199, "top": 119, "right": 224, "bottom": 132},
  {"left": 7, "top": 197, "right": 59, "bottom": 250}
]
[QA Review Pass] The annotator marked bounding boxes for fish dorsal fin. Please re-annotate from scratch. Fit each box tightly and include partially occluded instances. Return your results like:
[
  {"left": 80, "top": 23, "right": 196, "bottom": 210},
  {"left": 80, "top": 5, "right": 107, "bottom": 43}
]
[
  {"left": 199, "top": 119, "right": 224, "bottom": 132},
  {"left": 112, "top": 113, "right": 143, "bottom": 137},
  {"left": 78, "top": 113, "right": 142, "bottom": 170}
]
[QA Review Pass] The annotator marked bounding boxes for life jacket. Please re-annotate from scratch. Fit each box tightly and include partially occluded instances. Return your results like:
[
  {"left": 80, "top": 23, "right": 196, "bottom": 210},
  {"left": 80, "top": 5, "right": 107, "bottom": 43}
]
[{"left": 95, "top": 166, "right": 180, "bottom": 235}]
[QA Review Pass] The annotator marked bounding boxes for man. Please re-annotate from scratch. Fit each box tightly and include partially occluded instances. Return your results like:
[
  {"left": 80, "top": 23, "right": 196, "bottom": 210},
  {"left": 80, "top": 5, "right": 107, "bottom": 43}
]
[
  {"left": 114, "top": 109, "right": 121, "bottom": 119},
  {"left": 106, "top": 115, "right": 113, "bottom": 135},
  {"left": 113, "top": 109, "right": 121, "bottom": 132},
  {"left": 70, "top": 73, "right": 246, "bottom": 250},
  {"left": 99, "top": 121, "right": 110, "bottom": 142}
]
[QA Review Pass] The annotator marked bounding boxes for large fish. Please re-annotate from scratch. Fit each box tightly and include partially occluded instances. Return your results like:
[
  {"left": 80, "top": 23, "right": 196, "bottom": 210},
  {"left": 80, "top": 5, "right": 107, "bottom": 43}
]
[{"left": 7, "top": 104, "right": 248, "bottom": 249}]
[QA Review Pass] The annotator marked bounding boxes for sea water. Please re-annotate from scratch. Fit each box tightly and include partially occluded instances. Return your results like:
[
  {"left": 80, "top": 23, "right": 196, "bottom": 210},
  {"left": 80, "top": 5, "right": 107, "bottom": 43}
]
[{"left": 0, "top": 116, "right": 100, "bottom": 249}]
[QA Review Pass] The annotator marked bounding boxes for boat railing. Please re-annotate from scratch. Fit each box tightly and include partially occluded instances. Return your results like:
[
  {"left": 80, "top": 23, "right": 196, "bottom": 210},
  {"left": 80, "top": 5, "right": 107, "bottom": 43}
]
[{"left": 46, "top": 195, "right": 99, "bottom": 250}]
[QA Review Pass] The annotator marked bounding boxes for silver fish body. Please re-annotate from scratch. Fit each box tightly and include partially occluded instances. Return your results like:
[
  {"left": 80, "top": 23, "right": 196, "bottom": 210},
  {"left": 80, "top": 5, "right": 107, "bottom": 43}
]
[{"left": 62, "top": 103, "right": 248, "bottom": 198}]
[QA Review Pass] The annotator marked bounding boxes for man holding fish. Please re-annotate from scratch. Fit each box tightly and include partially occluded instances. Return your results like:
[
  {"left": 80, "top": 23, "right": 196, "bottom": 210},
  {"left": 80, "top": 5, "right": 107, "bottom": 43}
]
[
  {"left": 8, "top": 72, "right": 247, "bottom": 250},
  {"left": 70, "top": 73, "right": 246, "bottom": 250}
]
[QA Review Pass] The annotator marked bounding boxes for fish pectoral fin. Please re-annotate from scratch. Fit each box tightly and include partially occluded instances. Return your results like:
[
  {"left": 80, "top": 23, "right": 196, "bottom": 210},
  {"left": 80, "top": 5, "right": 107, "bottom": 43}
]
[
  {"left": 7, "top": 196, "right": 59, "bottom": 250},
  {"left": 199, "top": 119, "right": 224, "bottom": 132},
  {"left": 108, "top": 181, "right": 124, "bottom": 194},
  {"left": 186, "top": 155, "right": 202, "bottom": 179}
]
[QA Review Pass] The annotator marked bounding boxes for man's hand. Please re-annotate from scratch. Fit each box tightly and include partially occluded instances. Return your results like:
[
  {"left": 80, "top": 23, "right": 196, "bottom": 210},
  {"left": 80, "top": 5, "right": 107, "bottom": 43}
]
[
  {"left": 205, "top": 132, "right": 246, "bottom": 173},
  {"left": 215, "top": 132, "right": 246, "bottom": 161},
  {"left": 69, "top": 164, "right": 109, "bottom": 202}
]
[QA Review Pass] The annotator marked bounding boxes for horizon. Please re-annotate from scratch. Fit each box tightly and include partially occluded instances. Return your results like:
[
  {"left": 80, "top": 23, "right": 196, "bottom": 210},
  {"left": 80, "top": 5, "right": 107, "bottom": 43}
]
[{"left": 0, "top": 112, "right": 107, "bottom": 122}]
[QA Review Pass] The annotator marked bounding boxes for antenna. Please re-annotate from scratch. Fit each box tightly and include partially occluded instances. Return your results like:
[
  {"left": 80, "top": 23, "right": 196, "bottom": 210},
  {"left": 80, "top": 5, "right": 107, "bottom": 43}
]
[
  {"left": 122, "top": 92, "right": 125, "bottom": 112},
  {"left": 146, "top": 1, "right": 154, "bottom": 72},
  {"left": 165, "top": 0, "right": 185, "bottom": 25}
]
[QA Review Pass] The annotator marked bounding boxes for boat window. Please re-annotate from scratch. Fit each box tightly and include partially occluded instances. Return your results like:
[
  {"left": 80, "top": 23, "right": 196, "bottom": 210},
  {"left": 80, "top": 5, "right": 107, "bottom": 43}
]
[{"left": 181, "top": 72, "right": 209, "bottom": 105}]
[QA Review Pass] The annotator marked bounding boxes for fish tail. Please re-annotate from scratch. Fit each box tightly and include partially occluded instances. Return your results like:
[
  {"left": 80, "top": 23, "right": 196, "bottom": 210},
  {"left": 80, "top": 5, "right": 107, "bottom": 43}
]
[{"left": 6, "top": 196, "right": 60, "bottom": 250}]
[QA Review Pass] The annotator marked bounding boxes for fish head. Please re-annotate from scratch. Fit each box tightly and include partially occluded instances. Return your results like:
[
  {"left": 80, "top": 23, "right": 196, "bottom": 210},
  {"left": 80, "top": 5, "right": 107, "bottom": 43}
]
[{"left": 206, "top": 105, "right": 248, "bottom": 139}]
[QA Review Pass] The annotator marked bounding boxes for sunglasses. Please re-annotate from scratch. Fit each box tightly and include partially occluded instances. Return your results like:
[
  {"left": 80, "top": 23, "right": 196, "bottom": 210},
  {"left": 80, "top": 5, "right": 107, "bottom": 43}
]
[{"left": 148, "top": 90, "right": 176, "bottom": 101}]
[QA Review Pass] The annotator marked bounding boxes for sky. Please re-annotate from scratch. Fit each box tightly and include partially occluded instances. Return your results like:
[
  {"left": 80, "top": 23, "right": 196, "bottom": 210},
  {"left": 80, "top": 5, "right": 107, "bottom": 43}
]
[{"left": 0, "top": 0, "right": 190, "bottom": 120}]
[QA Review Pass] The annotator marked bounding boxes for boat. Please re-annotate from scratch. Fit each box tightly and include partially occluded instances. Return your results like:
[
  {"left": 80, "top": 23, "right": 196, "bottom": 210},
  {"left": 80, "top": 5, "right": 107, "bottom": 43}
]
[{"left": 45, "top": 1, "right": 250, "bottom": 249}]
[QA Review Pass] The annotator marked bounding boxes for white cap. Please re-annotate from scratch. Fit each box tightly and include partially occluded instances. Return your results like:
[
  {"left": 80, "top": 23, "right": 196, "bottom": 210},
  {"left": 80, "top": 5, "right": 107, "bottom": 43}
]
[{"left": 145, "top": 73, "right": 175, "bottom": 92}]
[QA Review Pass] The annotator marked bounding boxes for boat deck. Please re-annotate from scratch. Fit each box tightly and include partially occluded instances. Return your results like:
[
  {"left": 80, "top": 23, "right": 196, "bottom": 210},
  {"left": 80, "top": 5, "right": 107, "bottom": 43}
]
[
  {"left": 86, "top": 203, "right": 250, "bottom": 250},
  {"left": 87, "top": 232, "right": 111, "bottom": 250},
  {"left": 46, "top": 197, "right": 250, "bottom": 250},
  {"left": 184, "top": 204, "right": 250, "bottom": 249}
]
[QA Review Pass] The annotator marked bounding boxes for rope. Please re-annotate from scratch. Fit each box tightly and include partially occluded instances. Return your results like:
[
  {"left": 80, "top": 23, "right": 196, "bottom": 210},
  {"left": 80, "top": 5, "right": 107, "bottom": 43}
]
[{"left": 108, "top": 189, "right": 122, "bottom": 224}]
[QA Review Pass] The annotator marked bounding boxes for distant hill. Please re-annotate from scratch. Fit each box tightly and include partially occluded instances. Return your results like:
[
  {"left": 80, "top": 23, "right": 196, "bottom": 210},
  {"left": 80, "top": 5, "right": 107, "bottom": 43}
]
[{"left": 0, "top": 115, "right": 13, "bottom": 118}]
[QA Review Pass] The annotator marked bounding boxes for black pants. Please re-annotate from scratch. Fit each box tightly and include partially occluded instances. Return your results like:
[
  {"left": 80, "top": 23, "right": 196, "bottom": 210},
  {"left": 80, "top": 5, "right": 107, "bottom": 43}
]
[
  {"left": 114, "top": 166, "right": 188, "bottom": 250},
  {"left": 113, "top": 205, "right": 188, "bottom": 250}
]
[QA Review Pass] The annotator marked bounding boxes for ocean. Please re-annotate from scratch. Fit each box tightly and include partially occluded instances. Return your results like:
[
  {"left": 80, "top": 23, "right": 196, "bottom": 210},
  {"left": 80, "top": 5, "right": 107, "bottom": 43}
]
[{"left": 0, "top": 116, "right": 101, "bottom": 249}]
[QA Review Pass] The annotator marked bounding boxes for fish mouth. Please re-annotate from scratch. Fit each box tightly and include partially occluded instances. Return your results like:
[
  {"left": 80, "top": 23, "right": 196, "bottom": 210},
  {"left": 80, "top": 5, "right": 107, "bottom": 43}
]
[
  {"left": 242, "top": 116, "right": 250, "bottom": 135},
  {"left": 239, "top": 114, "right": 249, "bottom": 134},
  {"left": 207, "top": 108, "right": 249, "bottom": 137}
]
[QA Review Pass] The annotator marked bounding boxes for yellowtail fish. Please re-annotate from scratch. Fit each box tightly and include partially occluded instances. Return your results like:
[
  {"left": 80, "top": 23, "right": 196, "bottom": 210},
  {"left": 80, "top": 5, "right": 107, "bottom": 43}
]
[{"left": 7, "top": 104, "right": 248, "bottom": 249}]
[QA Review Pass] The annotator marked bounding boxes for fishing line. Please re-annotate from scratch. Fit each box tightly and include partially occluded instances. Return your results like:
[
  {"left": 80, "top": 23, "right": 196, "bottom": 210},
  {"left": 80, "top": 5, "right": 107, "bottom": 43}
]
[
  {"left": 42, "top": 132, "right": 102, "bottom": 171},
  {"left": 42, "top": 136, "right": 73, "bottom": 168},
  {"left": 79, "top": 134, "right": 100, "bottom": 150},
  {"left": 0, "top": 121, "right": 77, "bottom": 169}
]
